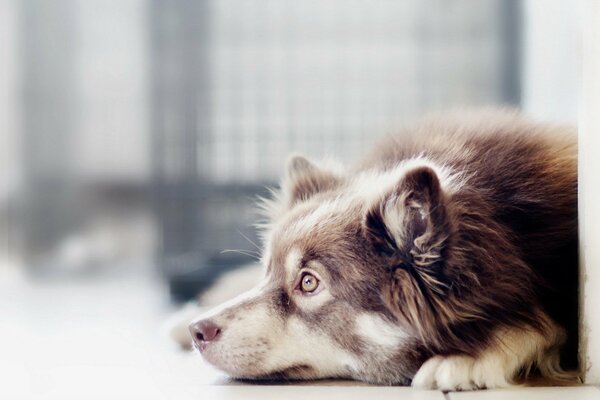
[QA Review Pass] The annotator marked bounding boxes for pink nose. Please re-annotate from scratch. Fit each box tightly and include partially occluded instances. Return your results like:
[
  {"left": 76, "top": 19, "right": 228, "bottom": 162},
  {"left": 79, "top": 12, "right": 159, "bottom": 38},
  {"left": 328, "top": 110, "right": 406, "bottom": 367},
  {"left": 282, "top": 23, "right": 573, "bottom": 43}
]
[{"left": 189, "top": 320, "right": 222, "bottom": 349}]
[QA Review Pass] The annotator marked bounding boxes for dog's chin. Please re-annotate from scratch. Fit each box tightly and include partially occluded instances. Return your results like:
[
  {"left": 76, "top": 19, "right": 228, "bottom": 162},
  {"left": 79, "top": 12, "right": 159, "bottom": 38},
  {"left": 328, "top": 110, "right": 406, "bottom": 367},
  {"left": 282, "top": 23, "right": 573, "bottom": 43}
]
[
  {"left": 194, "top": 345, "right": 270, "bottom": 378},
  {"left": 194, "top": 346, "right": 336, "bottom": 382},
  {"left": 193, "top": 345, "right": 235, "bottom": 374}
]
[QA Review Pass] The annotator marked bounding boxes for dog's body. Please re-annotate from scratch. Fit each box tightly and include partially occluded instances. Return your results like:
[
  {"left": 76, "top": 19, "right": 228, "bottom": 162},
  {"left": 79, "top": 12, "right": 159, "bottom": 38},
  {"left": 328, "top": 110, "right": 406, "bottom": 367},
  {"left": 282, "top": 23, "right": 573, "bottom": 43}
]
[{"left": 181, "top": 109, "right": 578, "bottom": 390}]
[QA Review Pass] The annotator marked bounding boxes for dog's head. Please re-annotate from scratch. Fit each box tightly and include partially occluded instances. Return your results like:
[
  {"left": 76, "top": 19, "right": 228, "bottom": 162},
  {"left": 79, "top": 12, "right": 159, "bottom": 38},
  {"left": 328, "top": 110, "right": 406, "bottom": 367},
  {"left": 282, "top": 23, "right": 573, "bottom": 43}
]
[{"left": 189, "top": 155, "right": 457, "bottom": 384}]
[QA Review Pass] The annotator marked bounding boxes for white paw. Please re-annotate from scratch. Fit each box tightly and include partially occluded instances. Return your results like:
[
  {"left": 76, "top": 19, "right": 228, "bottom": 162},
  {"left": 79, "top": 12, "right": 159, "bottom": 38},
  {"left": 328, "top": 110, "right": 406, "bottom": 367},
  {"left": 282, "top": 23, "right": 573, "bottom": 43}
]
[
  {"left": 412, "top": 355, "right": 512, "bottom": 391},
  {"left": 411, "top": 356, "right": 443, "bottom": 389}
]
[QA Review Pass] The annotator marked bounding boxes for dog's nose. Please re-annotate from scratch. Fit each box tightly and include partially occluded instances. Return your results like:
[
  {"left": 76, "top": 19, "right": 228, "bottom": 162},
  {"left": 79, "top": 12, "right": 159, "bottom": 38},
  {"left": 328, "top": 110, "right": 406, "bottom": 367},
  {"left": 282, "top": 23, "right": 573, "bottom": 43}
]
[{"left": 189, "top": 320, "right": 222, "bottom": 348}]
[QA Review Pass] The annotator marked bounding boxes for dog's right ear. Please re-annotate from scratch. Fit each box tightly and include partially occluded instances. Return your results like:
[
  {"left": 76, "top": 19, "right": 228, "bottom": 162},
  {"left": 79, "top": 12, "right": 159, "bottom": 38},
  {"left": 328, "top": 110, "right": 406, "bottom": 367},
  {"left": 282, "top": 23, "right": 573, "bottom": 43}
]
[
  {"left": 283, "top": 155, "right": 343, "bottom": 207},
  {"left": 256, "top": 155, "right": 343, "bottom": 228}
]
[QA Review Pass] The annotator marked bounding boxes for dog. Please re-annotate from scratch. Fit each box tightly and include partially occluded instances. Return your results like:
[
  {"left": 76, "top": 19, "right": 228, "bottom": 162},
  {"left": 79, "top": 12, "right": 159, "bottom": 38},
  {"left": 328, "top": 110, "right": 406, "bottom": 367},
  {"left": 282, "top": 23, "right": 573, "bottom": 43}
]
[{"left": 175, "top": 109, "right": 578, "bottom": 390}]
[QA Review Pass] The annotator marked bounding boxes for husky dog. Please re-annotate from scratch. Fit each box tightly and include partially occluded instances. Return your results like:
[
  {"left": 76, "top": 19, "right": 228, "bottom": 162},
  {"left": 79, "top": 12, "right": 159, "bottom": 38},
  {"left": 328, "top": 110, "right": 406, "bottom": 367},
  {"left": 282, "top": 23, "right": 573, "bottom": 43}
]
[{"left": 180, "top": 109, "right": 578, "bottom": 390}]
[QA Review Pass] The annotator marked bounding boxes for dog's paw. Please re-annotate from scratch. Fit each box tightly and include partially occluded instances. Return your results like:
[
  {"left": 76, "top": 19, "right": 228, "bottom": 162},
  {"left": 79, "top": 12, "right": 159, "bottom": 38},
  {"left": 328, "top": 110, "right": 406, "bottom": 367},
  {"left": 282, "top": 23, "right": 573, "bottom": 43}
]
[
  {"left": 412, "top": 355, "right": 476, "bottom": 391},
  {"left": 412, "top": 355, "right": 512, "bottom": 391}
]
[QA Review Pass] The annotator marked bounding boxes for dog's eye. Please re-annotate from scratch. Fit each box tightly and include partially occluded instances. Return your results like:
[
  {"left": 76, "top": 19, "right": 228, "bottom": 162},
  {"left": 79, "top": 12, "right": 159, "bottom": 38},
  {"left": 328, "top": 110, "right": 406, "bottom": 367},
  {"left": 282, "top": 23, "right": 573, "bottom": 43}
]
[{"left": 300, "top": 273, "right": 319, "bottom": 293}]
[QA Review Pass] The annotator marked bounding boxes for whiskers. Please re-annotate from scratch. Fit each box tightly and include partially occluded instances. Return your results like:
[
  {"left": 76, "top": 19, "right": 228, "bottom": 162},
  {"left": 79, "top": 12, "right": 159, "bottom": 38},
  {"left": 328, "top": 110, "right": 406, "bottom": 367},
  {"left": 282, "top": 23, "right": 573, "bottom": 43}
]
[
  {"left": 220, "top": 249, "right": 261, "bottom": 261},
  {"left": 236, "top": 229, "right": 262, "bottom": 251},
  {"left": 219, "top": 229, "right": 263, "bottom": 261}
]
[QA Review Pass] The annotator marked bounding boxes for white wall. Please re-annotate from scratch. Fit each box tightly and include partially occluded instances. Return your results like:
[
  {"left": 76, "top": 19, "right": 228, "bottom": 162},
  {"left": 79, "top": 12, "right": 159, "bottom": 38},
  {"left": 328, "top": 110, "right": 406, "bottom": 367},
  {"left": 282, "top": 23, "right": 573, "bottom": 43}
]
[
  {"left": 522, "top": 0, "right": 581, "bottom": 123},
  {"left": 579, "top": 0, "right": 600, "bottom": 385}
]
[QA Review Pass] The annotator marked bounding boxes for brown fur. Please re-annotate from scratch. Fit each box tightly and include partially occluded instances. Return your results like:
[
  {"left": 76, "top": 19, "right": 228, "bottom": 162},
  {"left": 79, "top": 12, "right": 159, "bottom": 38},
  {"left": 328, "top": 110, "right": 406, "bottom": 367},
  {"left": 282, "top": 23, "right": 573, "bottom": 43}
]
[{"left": 264, "top": 108, "right": 578, "bottom": 380}]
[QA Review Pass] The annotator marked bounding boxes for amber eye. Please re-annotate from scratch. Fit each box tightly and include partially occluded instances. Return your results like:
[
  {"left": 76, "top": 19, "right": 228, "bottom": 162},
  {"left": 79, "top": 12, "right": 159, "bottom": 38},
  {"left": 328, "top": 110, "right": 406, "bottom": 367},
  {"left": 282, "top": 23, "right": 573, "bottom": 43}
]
[{"left": 300, "top": 273, "right": 319, "bottom": 293}]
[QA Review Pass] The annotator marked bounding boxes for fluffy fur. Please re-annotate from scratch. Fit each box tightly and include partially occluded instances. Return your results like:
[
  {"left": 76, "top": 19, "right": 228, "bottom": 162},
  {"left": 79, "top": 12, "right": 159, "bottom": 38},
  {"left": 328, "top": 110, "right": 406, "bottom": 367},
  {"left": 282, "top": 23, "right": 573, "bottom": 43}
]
[{"left": 180, "top": 109, "right": 578, "bottom": 390}]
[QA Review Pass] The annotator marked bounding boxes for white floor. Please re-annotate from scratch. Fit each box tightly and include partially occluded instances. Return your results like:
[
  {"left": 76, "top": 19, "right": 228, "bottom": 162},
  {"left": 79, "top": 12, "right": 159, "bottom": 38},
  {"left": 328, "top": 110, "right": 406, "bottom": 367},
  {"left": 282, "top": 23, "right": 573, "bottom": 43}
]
[{"left": 1, "top": 268, "right": 598, "bottom": 400}]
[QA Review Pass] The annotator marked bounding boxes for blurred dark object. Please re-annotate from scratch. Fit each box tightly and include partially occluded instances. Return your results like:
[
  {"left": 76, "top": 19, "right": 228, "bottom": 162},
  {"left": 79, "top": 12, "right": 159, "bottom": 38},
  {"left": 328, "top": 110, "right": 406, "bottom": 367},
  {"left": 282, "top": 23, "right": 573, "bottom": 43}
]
[
  {"left": 155, "top": 183, "right": 268, "bottom": 302},
  {"left": 166, "top": 251, "right": 255, "bottom": 302}
]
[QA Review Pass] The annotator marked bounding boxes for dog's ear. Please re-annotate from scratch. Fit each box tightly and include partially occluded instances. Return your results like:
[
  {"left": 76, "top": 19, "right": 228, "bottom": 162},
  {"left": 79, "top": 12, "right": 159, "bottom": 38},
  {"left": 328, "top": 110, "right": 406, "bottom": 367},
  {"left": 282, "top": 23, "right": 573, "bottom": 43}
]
[
  {"left": 364, "top": 165, "right": 451, "bottom": 328},
  {"left": 283, "top": 155, "right": 342, "bottom": 206},
  {"left": 256, "top": 155, "right": 343, "bottom": 228},
  {"left": 364, "top": 165, "right": 449, "bottom": 257}
]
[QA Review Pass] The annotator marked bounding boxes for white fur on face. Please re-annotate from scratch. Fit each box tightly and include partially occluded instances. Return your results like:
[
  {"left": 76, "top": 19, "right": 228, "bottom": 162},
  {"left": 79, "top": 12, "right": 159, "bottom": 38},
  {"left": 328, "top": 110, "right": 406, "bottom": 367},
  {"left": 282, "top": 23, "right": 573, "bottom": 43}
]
[
  {"left": 191, "top": 277, "right": 268, "bottom": 322},
  {"left": 282, "top": 199, "right": 350, "bottom": 241},
  {"left": 284, "top": 247, "right": 302, "bottom": 281},
  {"left": 267, "top": 316, "right": 360, "bottom": 378},
  {"left": 355, "top": 313, "right": 408, "bottom": 348},
  {"left": 198, "top": 299, "right": 279, "bottom": 376}
]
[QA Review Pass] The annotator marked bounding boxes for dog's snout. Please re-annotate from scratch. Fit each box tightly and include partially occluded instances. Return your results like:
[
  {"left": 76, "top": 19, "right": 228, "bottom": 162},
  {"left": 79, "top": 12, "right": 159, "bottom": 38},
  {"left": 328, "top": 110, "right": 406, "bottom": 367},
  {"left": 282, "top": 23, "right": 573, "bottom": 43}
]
[{"left": 189, "top": 320, "right": 222, "bottom": 348}]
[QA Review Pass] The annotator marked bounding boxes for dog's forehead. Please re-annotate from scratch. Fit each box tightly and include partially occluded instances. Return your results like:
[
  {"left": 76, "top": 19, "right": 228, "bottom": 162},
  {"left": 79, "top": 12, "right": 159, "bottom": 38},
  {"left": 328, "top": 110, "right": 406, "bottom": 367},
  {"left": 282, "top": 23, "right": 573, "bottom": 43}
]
[{"left": 268, "top": 198, "right": 361, "bottom": 265}]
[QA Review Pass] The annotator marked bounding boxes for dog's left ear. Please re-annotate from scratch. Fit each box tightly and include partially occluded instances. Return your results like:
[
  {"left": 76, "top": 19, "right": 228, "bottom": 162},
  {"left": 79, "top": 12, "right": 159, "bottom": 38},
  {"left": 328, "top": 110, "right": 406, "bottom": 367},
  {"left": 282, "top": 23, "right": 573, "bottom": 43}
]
[
  {"left": 363, "top": 165, "right": 452, "bottom": 342},
  {"left": 283, "top": 155, "right": 343, "bottom": 207},
  {"left": 364, "top": 165, "right": 449, "bottom": 258}
]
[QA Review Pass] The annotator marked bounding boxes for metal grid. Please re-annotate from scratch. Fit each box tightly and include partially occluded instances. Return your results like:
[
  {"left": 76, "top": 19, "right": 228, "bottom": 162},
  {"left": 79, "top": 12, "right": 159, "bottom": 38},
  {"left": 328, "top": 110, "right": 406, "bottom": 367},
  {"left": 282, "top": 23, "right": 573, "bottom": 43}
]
[{"left": 203, "top": 0, "right": 519, "bottom": 183}]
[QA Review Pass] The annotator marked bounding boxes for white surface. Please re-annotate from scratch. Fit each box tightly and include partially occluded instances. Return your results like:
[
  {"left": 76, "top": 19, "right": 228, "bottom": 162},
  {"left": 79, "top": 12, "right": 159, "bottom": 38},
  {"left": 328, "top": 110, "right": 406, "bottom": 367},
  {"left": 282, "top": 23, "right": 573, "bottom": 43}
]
[
  {"left": 579, "top": 0, "right": 600, "bottom": 385},
  {"left": 0, "top": 271, "right": 225, "bottom": 400},
  {"left": 449, "top": 386, "right": 600, "bottom": 400},
  {"left": 0, "top": 270, "right": 598, "bottom": 399},
  {"left": 174, "top": 386, "right": 444, "bottom": 400}
]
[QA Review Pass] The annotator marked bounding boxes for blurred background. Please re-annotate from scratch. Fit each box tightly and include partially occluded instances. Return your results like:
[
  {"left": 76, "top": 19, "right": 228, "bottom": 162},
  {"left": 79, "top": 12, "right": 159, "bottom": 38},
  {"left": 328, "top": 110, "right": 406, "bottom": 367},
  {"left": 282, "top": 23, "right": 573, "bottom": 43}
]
[
  {"left": 1, "top": 1, "right": 581, "bottom": 307},
  {"left": 0, "top": 0, "right": 584, "bottom": 397}
]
